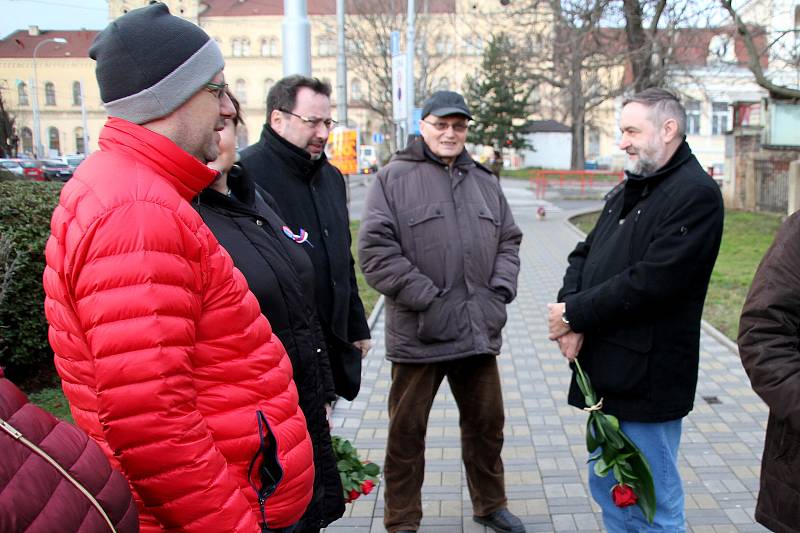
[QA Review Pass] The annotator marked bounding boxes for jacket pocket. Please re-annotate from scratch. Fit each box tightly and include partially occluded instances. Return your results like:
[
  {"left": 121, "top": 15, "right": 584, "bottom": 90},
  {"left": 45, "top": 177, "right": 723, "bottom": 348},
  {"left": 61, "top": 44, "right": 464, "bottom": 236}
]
[
  {"left": 483, "top": 289, "right": 508, "bottom": 338},
  {"left": 477, "top": 209, "right": 500, "bottom": 241},
  {"left": 248, "top": 410, "right": 284, "bottom": 528},
  {"left": 417, "top": 292, "right": 464, "bottom": 344},
  {"left": 585, "top": 323, "right": 653, "bottom": 397},
  {"left": 405, "top": 204, "right": 448, "bottom": 286}
]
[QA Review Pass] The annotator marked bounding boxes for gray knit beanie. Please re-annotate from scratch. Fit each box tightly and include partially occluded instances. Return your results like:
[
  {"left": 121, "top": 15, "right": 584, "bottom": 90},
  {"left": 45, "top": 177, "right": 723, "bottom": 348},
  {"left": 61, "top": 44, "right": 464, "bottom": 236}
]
[{"left": 89, "top": 2, "right": 224, "bottom": 124}]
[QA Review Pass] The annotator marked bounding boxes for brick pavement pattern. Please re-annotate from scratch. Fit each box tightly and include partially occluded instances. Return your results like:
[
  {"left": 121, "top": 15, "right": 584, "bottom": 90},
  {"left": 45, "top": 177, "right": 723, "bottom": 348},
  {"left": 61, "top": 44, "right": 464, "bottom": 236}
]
[{"left": 328, "top": 184, "right": 769, "bottom": 532}]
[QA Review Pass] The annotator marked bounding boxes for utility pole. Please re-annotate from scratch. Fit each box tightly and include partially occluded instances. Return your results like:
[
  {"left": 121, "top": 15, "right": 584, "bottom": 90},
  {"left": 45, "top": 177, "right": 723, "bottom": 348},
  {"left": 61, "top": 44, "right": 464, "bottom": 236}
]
[
  {"left": 282, "top": 0, "right": 311, "bottom": 76},
  {"left": 336, "top": 0, "right": 348, "bottom": 126},
  {"left": 32, "top": 37, "right": 67, "bottom": 157},
  {"left": 79, "top": 80, "right": 89, "bottom": 154},
  {"left": 405, "top": 0, "right": 415, "bottom": 144}
]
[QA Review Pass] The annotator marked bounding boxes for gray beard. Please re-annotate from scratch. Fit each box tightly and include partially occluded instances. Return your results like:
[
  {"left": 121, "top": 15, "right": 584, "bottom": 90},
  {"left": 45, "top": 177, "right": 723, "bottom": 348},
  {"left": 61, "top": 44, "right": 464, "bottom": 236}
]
[{"left": 626, "top": 157, "right": 660, "bottom": 176}]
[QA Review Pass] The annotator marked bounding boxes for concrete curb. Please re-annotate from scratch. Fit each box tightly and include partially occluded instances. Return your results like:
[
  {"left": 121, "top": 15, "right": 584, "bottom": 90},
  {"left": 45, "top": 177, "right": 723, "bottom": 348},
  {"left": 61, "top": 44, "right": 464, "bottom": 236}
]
[{"left": 366, "top": 295, "right": 384, "bottom": 331}]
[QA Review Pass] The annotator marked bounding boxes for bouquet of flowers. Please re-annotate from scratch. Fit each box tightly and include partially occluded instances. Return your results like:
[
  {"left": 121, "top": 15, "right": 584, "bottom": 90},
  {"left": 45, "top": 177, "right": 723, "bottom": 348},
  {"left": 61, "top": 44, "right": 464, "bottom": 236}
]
[
  {"left": 331, "top": 435, "right": 380, "bottom": 503},
  {"left": 573, "top": 360, "right": 656, "bottom": 523}
]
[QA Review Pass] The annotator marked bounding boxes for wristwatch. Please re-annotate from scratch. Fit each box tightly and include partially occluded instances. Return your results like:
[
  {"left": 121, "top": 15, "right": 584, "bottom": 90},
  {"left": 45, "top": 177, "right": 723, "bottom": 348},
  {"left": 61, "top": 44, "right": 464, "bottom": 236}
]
[{"left": 561, "top": 310, "right": 570, "bottom": 326}]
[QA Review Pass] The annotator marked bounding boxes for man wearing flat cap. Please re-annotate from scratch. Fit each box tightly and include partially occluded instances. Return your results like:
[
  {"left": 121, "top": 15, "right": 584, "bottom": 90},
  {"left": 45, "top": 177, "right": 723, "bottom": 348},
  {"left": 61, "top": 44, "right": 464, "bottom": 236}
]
[
  {"left": 42, "top": 3, "right": 314, "bottom": 531},
  {"left": 358, "top": 91, "right": 524, "bottom": 533}
]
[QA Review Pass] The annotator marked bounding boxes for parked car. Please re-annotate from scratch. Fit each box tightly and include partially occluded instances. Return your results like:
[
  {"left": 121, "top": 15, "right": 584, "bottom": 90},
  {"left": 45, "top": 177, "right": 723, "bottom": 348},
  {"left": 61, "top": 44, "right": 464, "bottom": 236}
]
[
  {"left": 11, "top": 159, "right": 45, "bottom": 181},
  {"left": 358, "top": 145, "right": 379, "bottom": 174},
  {"left": 0, "top": 159, "right": 24, "bottom": 176},
  {"left": 59, "top": 154, "right": 86, "bottom": 171},
  {"left": 40, "top": 159, "right": 73, "bottom": 182}
]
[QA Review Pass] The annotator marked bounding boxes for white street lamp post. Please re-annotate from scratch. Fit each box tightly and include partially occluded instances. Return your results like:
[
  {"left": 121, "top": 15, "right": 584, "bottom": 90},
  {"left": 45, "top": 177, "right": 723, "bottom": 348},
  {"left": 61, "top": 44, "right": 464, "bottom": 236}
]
[{"left": 32, "top": 37, "right": 67, "bottom": 158}]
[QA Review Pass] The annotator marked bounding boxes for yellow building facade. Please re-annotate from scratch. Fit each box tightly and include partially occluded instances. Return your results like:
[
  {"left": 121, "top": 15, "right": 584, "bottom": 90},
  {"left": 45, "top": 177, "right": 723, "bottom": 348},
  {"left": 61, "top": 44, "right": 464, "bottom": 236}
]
[{"left": 0, "top": 0, "right": 514, "bottom": 157}]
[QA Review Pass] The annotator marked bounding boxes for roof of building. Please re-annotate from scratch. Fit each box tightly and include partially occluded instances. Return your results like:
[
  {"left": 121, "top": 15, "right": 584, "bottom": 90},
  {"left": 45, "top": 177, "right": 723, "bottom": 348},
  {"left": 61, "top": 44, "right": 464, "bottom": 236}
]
[
  {"left": 200, "top": 0, "right": 456, "bottom": 17},
  {"left": 522, "top": 120, "right": 572, "bottom": 134},
  {"left": 0, "top": 29, "right": 98, "bottom": 58}
]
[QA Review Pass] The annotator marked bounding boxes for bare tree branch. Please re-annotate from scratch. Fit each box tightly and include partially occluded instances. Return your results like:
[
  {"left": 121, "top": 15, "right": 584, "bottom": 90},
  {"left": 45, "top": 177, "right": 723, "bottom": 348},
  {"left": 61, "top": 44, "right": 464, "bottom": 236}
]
[{"left": 720, "top": 0, "right": 800, "bottom": 99}]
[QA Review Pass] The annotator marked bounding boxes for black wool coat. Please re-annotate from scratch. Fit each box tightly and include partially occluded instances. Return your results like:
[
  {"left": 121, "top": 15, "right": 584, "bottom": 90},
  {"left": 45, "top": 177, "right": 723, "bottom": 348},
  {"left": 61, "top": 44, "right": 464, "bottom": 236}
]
[
  {"left": 194, "top": 166, "right": 344, "bottom": 531},
  {"left": 241, "top": 125, "right": 370, "bottom": 399},
  {"left": 558, "top": 141, "right": 724, "bottom": 422}
]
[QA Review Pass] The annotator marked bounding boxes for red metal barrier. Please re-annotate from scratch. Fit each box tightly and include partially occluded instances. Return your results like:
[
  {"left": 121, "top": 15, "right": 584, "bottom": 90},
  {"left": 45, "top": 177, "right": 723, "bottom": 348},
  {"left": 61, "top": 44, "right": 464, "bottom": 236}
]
[{"left": 529, "top": 169, "right": 624, "bottom": 199}]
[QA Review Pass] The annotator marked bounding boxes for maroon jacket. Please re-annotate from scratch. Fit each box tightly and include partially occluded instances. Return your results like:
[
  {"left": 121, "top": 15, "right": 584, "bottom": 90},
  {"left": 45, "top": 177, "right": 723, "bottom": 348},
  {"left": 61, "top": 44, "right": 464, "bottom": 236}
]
[{"left": 0, "top": 369, "right": 138, "bottom": 532}]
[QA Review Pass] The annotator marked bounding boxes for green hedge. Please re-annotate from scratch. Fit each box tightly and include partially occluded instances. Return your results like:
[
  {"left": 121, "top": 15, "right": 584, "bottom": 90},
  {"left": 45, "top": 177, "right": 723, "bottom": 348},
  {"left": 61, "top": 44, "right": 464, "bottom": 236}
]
[{"left": 0, "top": 181, "right": 62, "bottom": 381}]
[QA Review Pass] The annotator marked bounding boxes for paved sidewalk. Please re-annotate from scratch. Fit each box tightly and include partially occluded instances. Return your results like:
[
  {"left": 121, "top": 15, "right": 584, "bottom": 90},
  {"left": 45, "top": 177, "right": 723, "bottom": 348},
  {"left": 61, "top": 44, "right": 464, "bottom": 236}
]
[{"left": 328, "top": 184, "right": 769, "bottom": 533}]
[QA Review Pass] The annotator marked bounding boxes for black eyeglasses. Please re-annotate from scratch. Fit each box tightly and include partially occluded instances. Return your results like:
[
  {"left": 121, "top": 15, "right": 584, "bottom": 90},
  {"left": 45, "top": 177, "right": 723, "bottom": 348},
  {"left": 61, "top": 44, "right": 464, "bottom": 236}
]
[
  {"left": 205, "top": 81, "right": 229, "bottom": 99},
  {"left": 280, "top": 109, "right": 337, "bottom": 130},
  {"left": 421, "top": 119, "right": 470, "bottom": 133}
]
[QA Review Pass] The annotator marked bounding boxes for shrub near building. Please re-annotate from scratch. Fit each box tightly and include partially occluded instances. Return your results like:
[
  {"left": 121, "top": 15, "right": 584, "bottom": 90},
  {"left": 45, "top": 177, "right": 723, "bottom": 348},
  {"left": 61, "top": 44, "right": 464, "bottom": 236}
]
[{"left": 0, "top": 181, "right": 62, "bottom": 385}]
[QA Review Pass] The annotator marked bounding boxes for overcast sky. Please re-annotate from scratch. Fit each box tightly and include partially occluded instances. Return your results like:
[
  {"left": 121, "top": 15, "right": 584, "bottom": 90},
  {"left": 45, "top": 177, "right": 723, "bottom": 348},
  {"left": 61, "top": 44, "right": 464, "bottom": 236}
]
[{"left": 1, "top": 0, "right": 109, "bottom": 39}]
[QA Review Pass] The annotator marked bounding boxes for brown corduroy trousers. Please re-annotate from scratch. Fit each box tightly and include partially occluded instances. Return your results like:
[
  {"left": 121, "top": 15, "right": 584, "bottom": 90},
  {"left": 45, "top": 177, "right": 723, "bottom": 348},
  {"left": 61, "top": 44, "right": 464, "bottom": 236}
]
[{"left": 382, "top": 355, "right": 508, "bottom": 533}]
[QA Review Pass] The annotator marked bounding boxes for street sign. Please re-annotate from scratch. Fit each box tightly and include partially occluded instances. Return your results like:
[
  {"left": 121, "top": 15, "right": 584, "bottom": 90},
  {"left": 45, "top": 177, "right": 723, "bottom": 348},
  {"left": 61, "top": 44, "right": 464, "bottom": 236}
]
[
  {"left": 411, "top": 107, "right": 422, "bottom": 135},
  {"left": 328, "top": 127, "right": 359, "bottom": 175},
  {"left": 392, "top": 54, "right": 406, "bottom": 121},
  {"left": 372, "top": 132, "right": 385, "bottom": 145},
  {"left": 390, "top": 31, "right": 401, "bottom": 56}
]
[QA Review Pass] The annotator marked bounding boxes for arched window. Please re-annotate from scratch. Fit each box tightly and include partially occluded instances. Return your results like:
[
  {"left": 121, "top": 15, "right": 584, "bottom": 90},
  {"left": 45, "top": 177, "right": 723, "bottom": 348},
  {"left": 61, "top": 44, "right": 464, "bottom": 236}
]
[
  {"left": 48, "top": 126, "right": 60, "bottom": 155},
  {"left": 75, "top": 127, "right": 85, "bottom": 154},
  {"left": 317, "top": 35, "right": 335, "bottom": 56},
  {"left": 264, "top": 78, "right": 274, "bottom": 104},
  {"left": 261, "top": 37, "right": 278, "bottom": 57},
  {"left": 464, "top": 35, "right": 483, "bottom": 56},
  {"left": 434, "top": 36, "right": 453, "bottom": 55},
  {"left": 708, "top": 34, "right": 736, "bottom": 64},
  {"left": 45, "top": 82, "right": 56, "bottom": 106},
  {"left": 236, "top": 123, "right": 248, "bottom": 150},
  {"left": 20, "top": 127, "right": 33, "bottom": 155},
  {"left": 72, "top": 81, "right": 81, "bottom": 106},
  {"left": 235, "top": 79, "right": 247, "bottom": 105},
  {"left": 18, "top": 81, "right": 29, "bottom": 106},
  {"left": 241, "top": 38, "right": 251, "bottom": 57},
  {"left": 232, "top": 38, "right": 242, "bottom": 57},
  {"left": 351, "top": 78, "right": 362, "bottom": 100}
]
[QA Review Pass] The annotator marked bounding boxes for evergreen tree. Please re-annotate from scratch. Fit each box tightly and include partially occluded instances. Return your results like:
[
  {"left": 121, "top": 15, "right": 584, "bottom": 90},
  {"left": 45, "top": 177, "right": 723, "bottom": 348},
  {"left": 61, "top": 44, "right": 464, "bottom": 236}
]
[{"left": 464, "top": 33, "right": 535, "bottom": 151}]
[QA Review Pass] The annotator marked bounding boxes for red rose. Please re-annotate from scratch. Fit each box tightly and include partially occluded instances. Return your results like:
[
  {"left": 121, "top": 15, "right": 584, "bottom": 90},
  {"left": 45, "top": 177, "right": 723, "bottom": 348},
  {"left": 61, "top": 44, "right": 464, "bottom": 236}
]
[
  {"left": 361, "top": 479, "right": 375, "bottom": 495},
  {"left": 611, "top": 483, "right": 638, "bottom": 507},
  {"left": 346, "top": 489, "right": 359, "bottom": 503}
]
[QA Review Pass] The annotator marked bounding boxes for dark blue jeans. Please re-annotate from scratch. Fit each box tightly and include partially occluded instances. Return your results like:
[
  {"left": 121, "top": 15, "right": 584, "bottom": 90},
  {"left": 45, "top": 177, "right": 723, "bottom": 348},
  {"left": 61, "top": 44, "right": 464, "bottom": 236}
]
[{"left": 589, "top": 418, "right": 685, "bottom": 532}]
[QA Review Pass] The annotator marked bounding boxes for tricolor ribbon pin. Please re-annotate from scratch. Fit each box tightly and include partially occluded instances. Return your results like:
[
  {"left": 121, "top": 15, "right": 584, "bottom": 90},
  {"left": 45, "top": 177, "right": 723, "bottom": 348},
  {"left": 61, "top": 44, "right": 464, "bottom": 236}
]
[{"left": 282, "top": 226, "right": 313, "bottom": 246}]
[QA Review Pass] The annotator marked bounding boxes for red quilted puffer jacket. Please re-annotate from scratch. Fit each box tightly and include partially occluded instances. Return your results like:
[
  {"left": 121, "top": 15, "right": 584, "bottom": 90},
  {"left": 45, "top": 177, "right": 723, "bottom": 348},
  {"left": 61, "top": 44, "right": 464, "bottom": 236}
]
[
  {"left": 43, "top": 118, "right": 314, "bottom": 531},
  {"left": 0, "top": 368, "right": 138, "bottom": 532}
]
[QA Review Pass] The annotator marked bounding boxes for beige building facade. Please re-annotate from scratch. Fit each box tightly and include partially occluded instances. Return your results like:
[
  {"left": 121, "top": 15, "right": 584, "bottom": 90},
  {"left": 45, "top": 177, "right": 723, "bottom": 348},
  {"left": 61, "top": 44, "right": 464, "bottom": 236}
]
[{"left": 0, "top": 0, "right": 512, "bottom": 157}]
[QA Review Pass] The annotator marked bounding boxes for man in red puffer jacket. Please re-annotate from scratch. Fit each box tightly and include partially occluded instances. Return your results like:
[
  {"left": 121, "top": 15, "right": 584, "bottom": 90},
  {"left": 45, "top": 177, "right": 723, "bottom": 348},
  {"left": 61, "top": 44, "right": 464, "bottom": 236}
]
[{"left": 42, "top": 4, "right": 313, "bottom": 532}]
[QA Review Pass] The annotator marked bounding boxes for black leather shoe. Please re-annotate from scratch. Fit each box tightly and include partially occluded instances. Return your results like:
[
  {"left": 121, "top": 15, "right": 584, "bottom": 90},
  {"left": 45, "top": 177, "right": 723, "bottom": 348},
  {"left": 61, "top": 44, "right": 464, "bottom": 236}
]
[
  {"left": 394, "top": 530, "right": 416, "bottom": 533},
  {"left": 473, "top": 507, "right": 525, "bottom": 533}
]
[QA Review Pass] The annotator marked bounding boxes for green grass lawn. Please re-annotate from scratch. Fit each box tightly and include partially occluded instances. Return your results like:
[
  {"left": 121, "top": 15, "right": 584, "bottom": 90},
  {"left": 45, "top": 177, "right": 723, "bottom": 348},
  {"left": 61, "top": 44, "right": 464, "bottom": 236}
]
[
  {"left": 27, "top": 386, "right": 73, "bottom": 423},
  {"left": 350, "top": 220, "right": 380, "bottom": 317},
  {"left": 569, "top": 210, "right": 783, "bottom": 340}
]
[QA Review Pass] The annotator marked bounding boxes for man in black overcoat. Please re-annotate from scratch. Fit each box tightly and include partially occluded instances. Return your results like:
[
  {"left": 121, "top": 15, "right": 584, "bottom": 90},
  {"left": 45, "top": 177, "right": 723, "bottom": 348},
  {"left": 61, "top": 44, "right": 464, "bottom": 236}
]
[{"left": 548, "top": 88, "right": 724, "bottom": 532}]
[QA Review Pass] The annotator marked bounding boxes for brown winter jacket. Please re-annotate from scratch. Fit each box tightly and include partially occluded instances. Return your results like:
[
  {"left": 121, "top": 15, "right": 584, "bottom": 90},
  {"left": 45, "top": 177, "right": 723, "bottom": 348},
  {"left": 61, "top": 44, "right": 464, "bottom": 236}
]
[
  {"left": 0, "top": 369, "right": 138, "bottom": 532},
  {"left": 739, "top": 211, "right": 800, "bottom": 533},
  {"left": 358, "top": 139, "right": 522, "bottom": 362}
]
